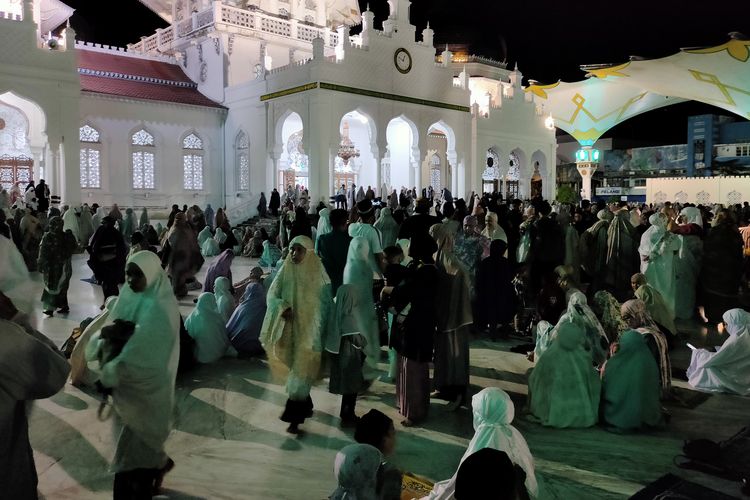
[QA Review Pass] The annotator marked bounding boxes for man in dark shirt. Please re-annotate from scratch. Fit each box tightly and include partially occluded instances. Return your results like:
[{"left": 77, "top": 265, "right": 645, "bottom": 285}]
[
  {"left": 316, "top": 208, "right": 351, "bottom": 295},
  {"left": 397, "top": 198, "right": 440, "bottom": 240}
]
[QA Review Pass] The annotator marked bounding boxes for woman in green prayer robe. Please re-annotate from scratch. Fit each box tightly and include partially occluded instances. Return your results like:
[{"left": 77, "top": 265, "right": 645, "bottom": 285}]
[
  {"left": 601, "top": 330, "right": 664, "bottom": 432},
  {"left": 528, "top": 321, "right": 600, "bottom": 428},
  {"left": 37, "top": 216, "right": 78, "bottom": 315}
]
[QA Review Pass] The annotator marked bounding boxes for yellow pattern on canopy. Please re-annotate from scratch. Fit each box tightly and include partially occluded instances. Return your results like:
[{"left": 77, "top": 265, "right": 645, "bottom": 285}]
[{"left": 526, "top": 35, "right": 750, "bottom": 144}]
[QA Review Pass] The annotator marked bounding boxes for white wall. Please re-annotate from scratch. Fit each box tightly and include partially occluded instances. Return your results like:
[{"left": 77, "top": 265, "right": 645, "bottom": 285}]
[
  {"left": 647, "top": 176, "right": 750, "bottom": 206},
  {"left": 79, "top": 94, "right": 225, "bottom": 210}
]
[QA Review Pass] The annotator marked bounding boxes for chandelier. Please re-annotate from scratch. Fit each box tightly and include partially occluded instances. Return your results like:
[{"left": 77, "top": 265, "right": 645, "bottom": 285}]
[{"left": 337, "top": 121, "right": 360, "bottom": 166}]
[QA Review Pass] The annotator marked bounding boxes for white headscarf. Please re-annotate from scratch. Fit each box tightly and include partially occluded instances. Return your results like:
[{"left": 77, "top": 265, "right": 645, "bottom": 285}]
[
  {"left": 316, "top": 208, "right": 332, "bottom": 243},
  {"left": 680, "top": 206, "right": 703, "bottom": 227},
  {"left": 91, "top": 250, "right": 180, "bottom": 452},
  {"left": 425, "top": 388, "right": 538, "bottom": 499},
  {"left": 0, "top": 236, "right": 36, "bottom": 319},
  {"left": 687, "top": 308, "right": 750, "bottom": 395},
  {"left": 638, "top": 212, "right": 675, "bottom": 259}
]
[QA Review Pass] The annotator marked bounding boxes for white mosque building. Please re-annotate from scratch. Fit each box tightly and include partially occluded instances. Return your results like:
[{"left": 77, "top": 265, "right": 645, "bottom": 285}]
[{"left": 0, "top": 0, "right": 556, "bottom": 219}]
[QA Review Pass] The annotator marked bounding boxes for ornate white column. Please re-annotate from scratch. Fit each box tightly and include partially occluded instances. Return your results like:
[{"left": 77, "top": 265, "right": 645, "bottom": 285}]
[{"left": 575, "top": 146, "right": 601, "bottom": 201}]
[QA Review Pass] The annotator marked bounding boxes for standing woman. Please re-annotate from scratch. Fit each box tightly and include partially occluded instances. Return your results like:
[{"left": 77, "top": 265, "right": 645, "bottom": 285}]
[
  {"left": 19, "top": 208, "right": 42, "bottom": 271},
  {"left": 638, "top": 213, "right": 680, "bottom": 313},
  {"left": 700, "top": 209, "right": 744, "bottom": 322},
  {"left": 382, "top": 233, "right": 439, "bottom": 426},
  {"left": 374, "top": 207, "right": 400, "bottom": 249},
  {"left": 269, "top": 189, "right": 281, "bottom": 217},
  {"left": 62, "top": 205, "right": 81, "bottom": 248},
  {"left": 579, "top": 209, "right": 612, "bottom": 296},
  {"left": 670, "top": 206, "right": 704, "bottom": 320},
  {"left": 86, "top": 251, "right": 180, "bottom": 498},
  {"left": 37, "top": 216, "right": 77, "bottom": 316},
  {"left": 260, "top": 236, "right": 332, "bottom": 434},
  {"left": 89, "top": 216, "right": 128, "bottom": 305},
  {"left": 79, "top": 205, "right": 95, "bottom": 249},
  {"left": 429, "top": 223, "right": 472, "bottom": 410},
  {"left": 163, "top": 212, "right": 203, "bottom": 298}
]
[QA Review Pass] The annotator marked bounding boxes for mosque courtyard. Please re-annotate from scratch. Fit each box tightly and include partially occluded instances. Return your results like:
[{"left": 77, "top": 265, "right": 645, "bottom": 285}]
[{"left": 28, "top": 254, "right": 750, "bottom": 500}]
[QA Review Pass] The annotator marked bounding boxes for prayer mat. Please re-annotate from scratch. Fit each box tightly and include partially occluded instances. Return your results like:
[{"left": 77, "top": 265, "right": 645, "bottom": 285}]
[
  {"left": 401, "top": 472, "right": 434, "bottom": 500},
  {"left": 666, "top": 386, "right": 712, "bottom": 409},
  {"left": 629, "top": 473, "right": 739, "bottom": 500}
]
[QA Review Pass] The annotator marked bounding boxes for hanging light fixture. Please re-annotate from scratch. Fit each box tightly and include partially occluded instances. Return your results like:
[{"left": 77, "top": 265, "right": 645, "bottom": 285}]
[{"left": 337, "top": 120, "right": 360, "bottom": 166}]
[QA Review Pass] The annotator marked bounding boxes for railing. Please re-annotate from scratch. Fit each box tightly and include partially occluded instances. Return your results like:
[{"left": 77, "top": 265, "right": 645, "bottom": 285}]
[
  {"left": 220, "top": 5, "right": 254, "bottom": 28},
  {"left": 0, "top": 10, "right": 22, "bottom": 21},
  {"left": 131, "top": 4, "right": 337, "bottom": 54}
]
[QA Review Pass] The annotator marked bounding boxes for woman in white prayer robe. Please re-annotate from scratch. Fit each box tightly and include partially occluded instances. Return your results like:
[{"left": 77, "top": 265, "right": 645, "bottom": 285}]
[
  {"left": 638, "top": 213, "right": 680, "bottom": 314},
  {"left": 424, "top": 387, "right": 538, "bottom": 499},
  {"left": 687, "top": 308, "right": 750, "bottom": 395},
  {"left": 86, "top": 250, "right": 180, "bottom": 496}
]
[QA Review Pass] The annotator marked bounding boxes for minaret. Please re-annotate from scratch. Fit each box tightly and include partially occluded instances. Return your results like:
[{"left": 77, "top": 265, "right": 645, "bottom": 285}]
[
  {"left": 63, "top": 19, "right": 76, "bottom": 50},
  {"left": 361, "top": 4, "right": 374, "bottom": 47},
  {"left": 421, "top": 21, "right": 434, "bottom": 46}
]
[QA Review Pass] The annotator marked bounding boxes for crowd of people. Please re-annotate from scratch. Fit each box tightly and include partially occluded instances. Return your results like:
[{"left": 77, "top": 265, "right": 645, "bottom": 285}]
[{"left": 2, "top": 182, "right": 750, "bottom": 499}]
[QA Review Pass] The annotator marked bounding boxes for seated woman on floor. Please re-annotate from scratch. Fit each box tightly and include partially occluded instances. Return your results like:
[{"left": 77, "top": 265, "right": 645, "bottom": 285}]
[
  {"left": 185, "top": 292, "right": 235, "bottom": 364},
  {"left": 534, "top": 290, "right": 609, "bottom": 365},
  {"left": 425, "top": 387, "right": 538, "bottom": 499},
  {"left": 213, "top": 276, "right": 235, "bottom": 323},
  {"left": 631, "top": 273, "right": 677, "bottom": 341},
  {"left": 601, "top": 330, "right": 665, "bottom": 432},
  {"left": 226, "top": 267, "right": 266, "bottom": 357},
  {"left": 620, "top": 299, "right": 672, "bottom": 396},
  {"left": 259, "top": 237, "right": 282, "bottom": 268},
  {"left": 686, "top": 308, "right": 750, "bottom": 395},
  {"left": 330, "top": 444, "right": 382, "bottom": 500},
  {"left": 592, "top": 290, "right": 629, "bottom": 344},
  {"left": 528, "top": 322, "right": 600, "bottom": 429},
  {"left": 355, "top": 409, "right": 402, "bottom": 500}
]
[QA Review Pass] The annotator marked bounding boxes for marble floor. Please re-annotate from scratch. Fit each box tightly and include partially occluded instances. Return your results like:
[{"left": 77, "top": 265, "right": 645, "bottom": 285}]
[{"left": 26, "top": 255, "right": 750, "bottom": 499}]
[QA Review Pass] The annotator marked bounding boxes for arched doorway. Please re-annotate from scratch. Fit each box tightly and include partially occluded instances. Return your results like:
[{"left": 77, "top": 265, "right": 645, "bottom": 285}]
[
  {"left": 386, "top": 116, "right": 418, "bottom": 192},
  {"left": 335, "top": 110, "right": 377, "bottom": 195},
  {"left": 530, "top": 150, "right": 547, "bottom": 200},
  {"left": 506, "top": 150, "right": 522, "bottom": 200},
  {"left": 424, "top": 121, "right": 456, "bottom": 195},
  {"left": 278, "top": 111, "right": 307, "bottom": 191},
  {"left": 0, "top": 95, "right": 44, "bottom": 196},
  {"left": 482, "top": 147, "right": 501, "bottom": 194}
]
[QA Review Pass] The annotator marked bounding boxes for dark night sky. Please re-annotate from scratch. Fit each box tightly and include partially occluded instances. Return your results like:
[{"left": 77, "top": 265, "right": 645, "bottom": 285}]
[{"left": 64, "top": 0, "right": 750, "bottom": 145}]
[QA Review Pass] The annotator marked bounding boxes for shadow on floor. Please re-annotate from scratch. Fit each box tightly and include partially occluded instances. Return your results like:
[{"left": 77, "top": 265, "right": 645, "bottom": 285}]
[{"left": 29, "top": 406, "right": 112, "bottom": 493}]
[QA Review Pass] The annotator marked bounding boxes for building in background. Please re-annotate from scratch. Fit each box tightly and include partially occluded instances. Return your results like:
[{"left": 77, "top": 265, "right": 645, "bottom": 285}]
[{"left": 0, "top": 0, "right": 555, "bottom": 219}]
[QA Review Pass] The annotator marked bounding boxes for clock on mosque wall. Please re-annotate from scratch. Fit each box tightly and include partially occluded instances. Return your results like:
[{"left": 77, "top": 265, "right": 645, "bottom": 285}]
[{"left": 394, "top": 48, "right": 412, "bottom": 74}]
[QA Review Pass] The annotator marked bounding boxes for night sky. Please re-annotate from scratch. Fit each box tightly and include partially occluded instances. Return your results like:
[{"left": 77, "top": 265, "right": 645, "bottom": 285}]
[{"left": 64, "top": 0, "right": 750, "bottom": 145}]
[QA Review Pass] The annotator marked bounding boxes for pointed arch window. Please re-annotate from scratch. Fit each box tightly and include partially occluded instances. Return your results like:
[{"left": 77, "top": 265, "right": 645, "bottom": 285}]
[
  {"left": 131, "top": 128, "right": 155, "bottom": 189},
  {"left": 182, "top": 132, "right": 204, "bottom": 190},
  {"left": 236, "top": 131, "right": 249, "bottom": 191},
  {"left": 79, "top": 124, "right": 101, "bottom": 189}
]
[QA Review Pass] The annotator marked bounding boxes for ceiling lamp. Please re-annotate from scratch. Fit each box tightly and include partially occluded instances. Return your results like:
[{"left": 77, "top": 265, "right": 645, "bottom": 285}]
[{"left": 337, "top": 121, "right": 360, "bottom": 166}]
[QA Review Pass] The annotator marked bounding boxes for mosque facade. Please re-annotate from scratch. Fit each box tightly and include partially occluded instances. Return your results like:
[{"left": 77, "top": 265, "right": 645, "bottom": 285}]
[{"left": 0, "top": 0, "right": 556, "bottom": 219}]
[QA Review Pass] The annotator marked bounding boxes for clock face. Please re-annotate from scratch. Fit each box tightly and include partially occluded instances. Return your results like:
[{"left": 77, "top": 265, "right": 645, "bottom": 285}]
[{"left": 394, "top": 48, "right": 412, "bottom": 74}]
